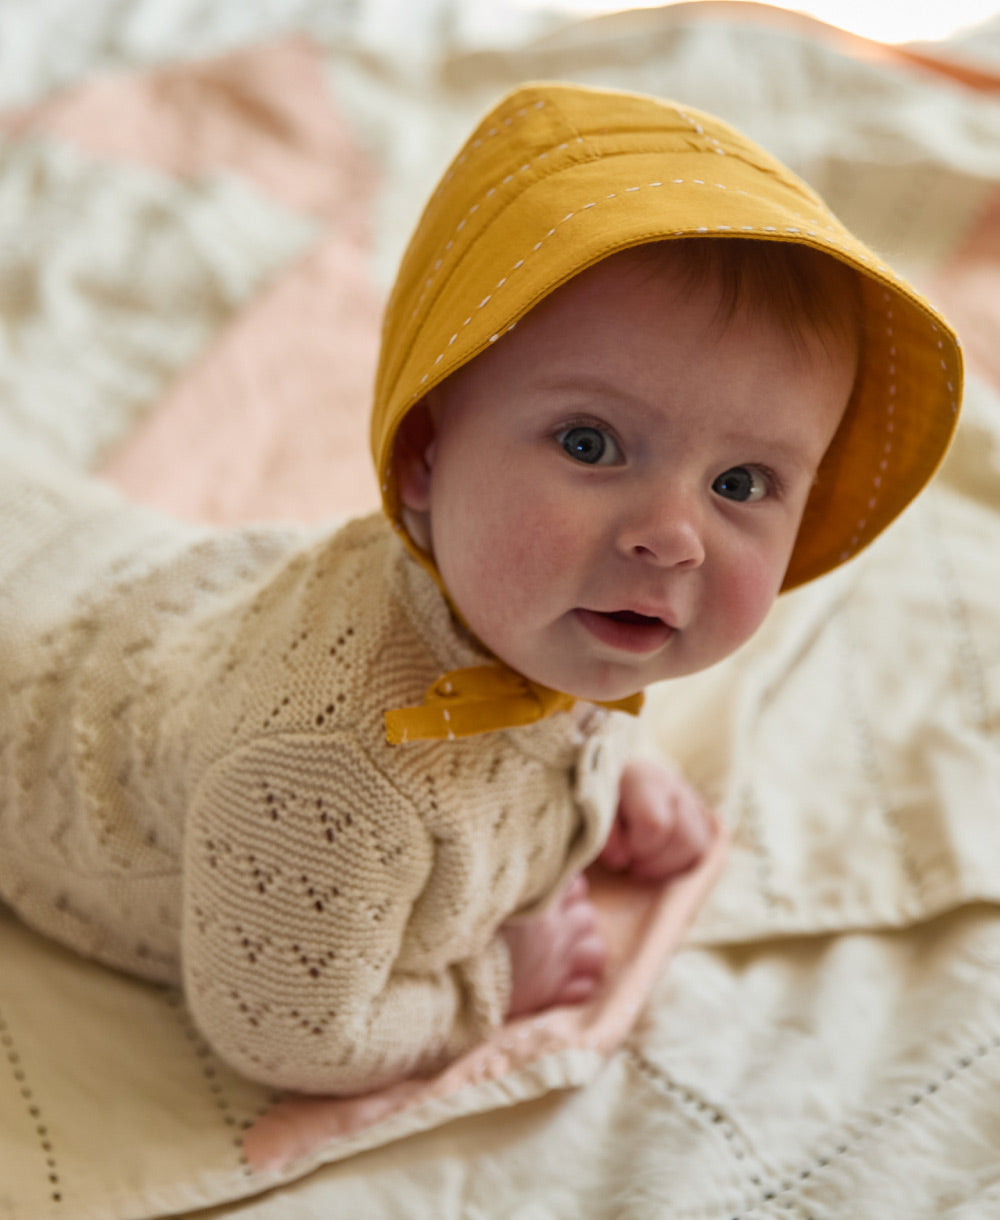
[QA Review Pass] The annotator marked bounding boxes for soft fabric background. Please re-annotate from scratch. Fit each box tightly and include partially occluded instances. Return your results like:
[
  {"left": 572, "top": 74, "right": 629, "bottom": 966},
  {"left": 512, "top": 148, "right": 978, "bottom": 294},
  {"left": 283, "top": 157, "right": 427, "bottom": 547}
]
[{"left": 1, "top": 3, "right": 1000, "bottom": 1216}]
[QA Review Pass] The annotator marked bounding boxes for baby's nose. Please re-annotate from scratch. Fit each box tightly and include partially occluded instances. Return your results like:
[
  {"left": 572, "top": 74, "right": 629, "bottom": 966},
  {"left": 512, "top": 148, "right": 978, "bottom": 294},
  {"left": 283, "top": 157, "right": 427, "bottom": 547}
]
[{"left": 618, "top": 489, "right": 706, "bottom": 569}]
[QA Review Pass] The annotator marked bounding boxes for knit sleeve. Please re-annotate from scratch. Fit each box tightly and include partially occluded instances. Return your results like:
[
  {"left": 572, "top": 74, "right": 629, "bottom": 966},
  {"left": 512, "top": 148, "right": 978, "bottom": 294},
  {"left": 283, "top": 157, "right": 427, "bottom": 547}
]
[{"left": 182, "top": 732, "right": 512, "bottom": 1095}]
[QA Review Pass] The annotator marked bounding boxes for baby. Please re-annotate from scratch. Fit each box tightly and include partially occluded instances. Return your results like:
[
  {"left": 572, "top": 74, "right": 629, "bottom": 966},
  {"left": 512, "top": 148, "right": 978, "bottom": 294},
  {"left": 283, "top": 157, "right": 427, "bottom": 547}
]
[{"left": 0, "top": 83, "right": 961, "bottom": 1095}]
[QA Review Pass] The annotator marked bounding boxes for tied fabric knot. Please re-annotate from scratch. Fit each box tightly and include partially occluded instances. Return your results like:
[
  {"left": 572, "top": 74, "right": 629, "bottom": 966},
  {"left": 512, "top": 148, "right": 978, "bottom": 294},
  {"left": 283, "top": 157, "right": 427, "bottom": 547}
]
[{"left": 384, "top": 663, "right": 644, "bottom": 744}]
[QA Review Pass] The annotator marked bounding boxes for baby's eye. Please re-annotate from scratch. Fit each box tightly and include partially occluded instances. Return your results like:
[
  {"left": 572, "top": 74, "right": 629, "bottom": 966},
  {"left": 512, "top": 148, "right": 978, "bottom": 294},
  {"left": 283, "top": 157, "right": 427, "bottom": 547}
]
[
  {"left": 558, "top": 425, "right": 622, "bottom": 466},
  {"left": 712, "top": 465, "right": 770, "bottom": 502}
]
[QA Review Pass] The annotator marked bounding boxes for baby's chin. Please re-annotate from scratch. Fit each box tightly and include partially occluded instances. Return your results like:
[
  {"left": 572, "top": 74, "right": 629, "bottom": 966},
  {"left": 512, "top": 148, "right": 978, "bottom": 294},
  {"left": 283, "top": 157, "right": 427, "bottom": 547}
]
[
  {"left": 469, "top": 621, "right": 651, "bottom": 704},
  {"left": 568, "top": 681, "right": 647, "bottom": 707},
  {"left": 509, "top": 658, "right": 647, "bottom": 706}
]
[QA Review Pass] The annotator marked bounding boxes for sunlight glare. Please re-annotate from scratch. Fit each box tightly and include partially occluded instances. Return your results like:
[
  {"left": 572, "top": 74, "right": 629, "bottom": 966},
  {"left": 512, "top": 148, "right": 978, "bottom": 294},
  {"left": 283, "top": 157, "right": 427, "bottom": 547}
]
[{"left": 515, "top": 0, "right": 999, "bottom": 45}]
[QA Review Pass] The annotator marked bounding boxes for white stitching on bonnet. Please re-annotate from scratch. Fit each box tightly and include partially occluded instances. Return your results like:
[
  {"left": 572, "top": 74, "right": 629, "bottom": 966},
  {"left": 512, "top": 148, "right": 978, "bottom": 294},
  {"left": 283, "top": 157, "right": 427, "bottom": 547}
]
[
  {"left": 673, "top": 106, "right": 727, "bottom": 156},
  {"left": 843, "top": 293, "right": 896, "bottom": 560},
  {"left": 407, "top": 176, "right": 901, "bottom": 404},
  {"left": 437, "top": 99, "right": 547, "bottom": 191},
  {"left": 411, "top": 98, "right": 549, "bottom": 321},
  {"left": 838, "top": 300, "right": 960, "bottom": 560},
  {"left": 411, "top": 134, "right": 585, "bottom": 324},
  {"left": 414, "top": 101, "right": 724, "bottom": 322},
  {"left": 412, "top": 103, "right": 822, "bottom": 323}
]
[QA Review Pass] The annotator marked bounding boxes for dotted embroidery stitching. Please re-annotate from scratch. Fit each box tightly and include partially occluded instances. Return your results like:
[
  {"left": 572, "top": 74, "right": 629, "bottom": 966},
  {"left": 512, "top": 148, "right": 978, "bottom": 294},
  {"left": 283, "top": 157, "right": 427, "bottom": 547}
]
[
  {"left": 729, "top": 1032, "right": 1000, "bottom": 1218},
  {"left": 412, "top": 100, "right": 555, "bottom": 319},
  {"left": 673, "top": 105, "right": 728, "bottom": 156},
  {"left": 436, "top": 99, "right": 547, "bottom": 192},
  {"left": 843, "top": 293, "right": 896, "bottom": 560},
  {"left": 164, "top": 988, "right": 257, "bottom": 1174},
  {"left": 626, "top": 1047, "right": 766, "bottom": 1171},
  {"left": 0, "top": 1006, "right": 63, "bottom": 1204}
]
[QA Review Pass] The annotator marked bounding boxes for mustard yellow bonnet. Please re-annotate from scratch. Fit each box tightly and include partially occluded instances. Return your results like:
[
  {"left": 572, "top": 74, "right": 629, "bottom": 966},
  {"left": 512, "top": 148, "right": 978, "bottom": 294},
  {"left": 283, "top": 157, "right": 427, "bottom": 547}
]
[{"left": 371, "top": 80, "right": 962, "bottom": 592}]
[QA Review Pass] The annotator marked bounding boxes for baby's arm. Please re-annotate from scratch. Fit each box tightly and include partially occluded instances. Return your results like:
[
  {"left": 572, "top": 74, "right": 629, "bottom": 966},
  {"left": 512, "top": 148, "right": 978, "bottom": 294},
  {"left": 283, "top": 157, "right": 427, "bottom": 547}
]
[
  {"left": 598, "top": 757, "right": 714, "bottom": 883},
  {"left": 183, "top": 733, "right": 512, "bottom": 1096}
]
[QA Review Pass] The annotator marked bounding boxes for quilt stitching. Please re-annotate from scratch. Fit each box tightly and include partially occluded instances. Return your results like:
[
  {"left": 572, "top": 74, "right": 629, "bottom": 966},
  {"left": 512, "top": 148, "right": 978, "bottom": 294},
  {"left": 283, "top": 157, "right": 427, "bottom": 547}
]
[{"left": 0, "top": 1005, "right": 63, "bottom": 1206}]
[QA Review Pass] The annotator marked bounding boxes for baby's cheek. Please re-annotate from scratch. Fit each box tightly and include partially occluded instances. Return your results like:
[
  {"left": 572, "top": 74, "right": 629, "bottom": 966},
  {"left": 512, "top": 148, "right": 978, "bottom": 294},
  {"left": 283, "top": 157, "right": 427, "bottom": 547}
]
[
  {"left": 722, "top": 559, "right": 784, "bottom": 651},
  {"left": 453, "top": 504, "right": 549, "bottom": 629},
  {"left": 494, "top": 526, "right": 560, "bottom": 618}
]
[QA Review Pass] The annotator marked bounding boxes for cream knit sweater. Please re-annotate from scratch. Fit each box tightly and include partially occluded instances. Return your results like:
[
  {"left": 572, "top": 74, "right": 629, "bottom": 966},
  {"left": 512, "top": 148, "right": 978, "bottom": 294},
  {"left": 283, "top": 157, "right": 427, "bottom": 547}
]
[{"left": 0, "top": 455, "right": 633, "bottom": 1094}]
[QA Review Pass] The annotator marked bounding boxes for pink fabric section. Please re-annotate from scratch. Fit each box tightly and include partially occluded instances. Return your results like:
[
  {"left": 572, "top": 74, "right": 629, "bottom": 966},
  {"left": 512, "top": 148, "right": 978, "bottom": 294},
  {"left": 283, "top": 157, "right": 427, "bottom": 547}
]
[
  {"left": 102, "top": 228, "right": 382, "bottom": 524},
  {"left": 243, "top": 831, "right": 729, "bottom": 1174},
  {"left": 0, "top": 38, "right": 366, "bottom": 218},
  {"left": 1, "top": 38, "right": 382, "bottom": 523}
]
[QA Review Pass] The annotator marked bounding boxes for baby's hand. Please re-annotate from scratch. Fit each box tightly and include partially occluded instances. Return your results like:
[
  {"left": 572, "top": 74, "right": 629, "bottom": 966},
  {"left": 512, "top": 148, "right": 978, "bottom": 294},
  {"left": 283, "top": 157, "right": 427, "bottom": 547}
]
[
  {"left": 501, "top": 875, "right": 606, "bottom": 1017},
  {"left": 598, "top": 758, "right": 714, "bottom": 884}
]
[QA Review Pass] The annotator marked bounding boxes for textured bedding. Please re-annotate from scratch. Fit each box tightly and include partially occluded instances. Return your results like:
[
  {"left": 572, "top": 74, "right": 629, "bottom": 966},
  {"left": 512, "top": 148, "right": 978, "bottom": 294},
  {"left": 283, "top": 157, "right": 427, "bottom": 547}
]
[{"left": 2, "top": 3, "right": 1000, "bottom": 1216}]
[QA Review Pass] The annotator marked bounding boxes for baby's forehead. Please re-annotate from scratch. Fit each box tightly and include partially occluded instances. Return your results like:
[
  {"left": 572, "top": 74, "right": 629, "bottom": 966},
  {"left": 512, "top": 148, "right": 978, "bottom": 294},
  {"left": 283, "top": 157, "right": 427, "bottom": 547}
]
[
  {"left": 553, "top": 241, "right": 859, "bottom": 345},
  {"left": 479, "top": 241, "right": 860, "bottom": 375}
]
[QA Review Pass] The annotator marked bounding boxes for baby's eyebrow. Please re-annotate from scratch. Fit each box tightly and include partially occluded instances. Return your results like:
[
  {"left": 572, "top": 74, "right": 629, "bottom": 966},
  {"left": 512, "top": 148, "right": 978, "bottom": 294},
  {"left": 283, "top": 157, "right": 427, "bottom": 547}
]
[
  {"left": 721, "top": 431, "right": 821, "bottom": 474},
  {"left": 532, "top": 373, "right": 654, "bottom": 410},
  {"left": 535, "top": 372, "right": 628, "bottom": 392}
]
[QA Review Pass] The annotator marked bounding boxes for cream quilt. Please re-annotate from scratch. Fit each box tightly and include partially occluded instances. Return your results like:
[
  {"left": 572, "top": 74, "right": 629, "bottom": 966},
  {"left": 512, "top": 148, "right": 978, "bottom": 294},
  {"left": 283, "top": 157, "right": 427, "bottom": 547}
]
[{"left": 2, "top": 3, "right": 1000, "bottom": 1216}]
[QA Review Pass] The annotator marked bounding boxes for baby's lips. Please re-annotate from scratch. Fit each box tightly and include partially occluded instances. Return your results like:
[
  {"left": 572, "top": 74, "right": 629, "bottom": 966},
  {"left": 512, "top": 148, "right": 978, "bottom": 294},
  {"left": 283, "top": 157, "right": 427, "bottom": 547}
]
[
  {"left": 574, "top": 608, "right": 674, "bottom": 654},
  {"left": 603, "top": 609, "right": 663, "bottom": 626}
]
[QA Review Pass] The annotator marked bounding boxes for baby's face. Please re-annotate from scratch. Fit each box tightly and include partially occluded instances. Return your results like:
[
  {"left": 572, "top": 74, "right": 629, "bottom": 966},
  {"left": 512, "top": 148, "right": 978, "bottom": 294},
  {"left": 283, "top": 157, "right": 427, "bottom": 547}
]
[{"left": 401, "top": 251, "right": 856, "bottom": 702}]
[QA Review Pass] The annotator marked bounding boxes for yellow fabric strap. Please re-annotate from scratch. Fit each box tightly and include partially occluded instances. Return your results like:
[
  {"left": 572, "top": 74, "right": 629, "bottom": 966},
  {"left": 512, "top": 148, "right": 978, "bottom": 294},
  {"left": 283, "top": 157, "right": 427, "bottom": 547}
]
[{"left": 384, "top": 664, "right": 644, "bottom": 744}]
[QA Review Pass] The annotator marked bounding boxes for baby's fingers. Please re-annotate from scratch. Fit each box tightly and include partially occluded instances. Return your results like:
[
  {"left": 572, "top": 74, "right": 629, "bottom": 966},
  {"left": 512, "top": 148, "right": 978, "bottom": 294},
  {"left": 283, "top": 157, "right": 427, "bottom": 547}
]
[
  {"left": 631, "top": 794, "right": 714, "bottom": 881},
  {"left": 557, "top": 972, "right": 603, "bottom": 1006},
  {"left": 557, "top": 928, "right": 606, "bottom": 1005}
]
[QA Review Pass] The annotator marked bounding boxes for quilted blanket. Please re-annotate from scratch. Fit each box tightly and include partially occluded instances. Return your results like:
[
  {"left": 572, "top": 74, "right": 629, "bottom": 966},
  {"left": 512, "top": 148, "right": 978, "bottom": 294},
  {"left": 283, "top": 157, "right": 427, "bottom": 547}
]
[{"left": 2, "top": 3, "right": 1000, "bottom": 1216}]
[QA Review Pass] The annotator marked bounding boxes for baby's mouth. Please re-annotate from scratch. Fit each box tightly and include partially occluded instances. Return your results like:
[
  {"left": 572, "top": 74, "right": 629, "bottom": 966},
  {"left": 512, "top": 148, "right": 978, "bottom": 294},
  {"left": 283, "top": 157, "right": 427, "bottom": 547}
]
[
  {"left": 574, "top": 608, "right": 675, "bottom": 654},
  {"left": 603, "top": 610, "right": 663, "bottom": 626}
]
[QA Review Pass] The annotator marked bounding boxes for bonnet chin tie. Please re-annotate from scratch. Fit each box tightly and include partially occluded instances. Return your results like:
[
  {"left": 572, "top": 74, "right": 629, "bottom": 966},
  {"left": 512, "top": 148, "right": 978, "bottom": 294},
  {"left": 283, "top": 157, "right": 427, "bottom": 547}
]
[{"left": 384, "top": 663, "right": 644, "bottom": 744}]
